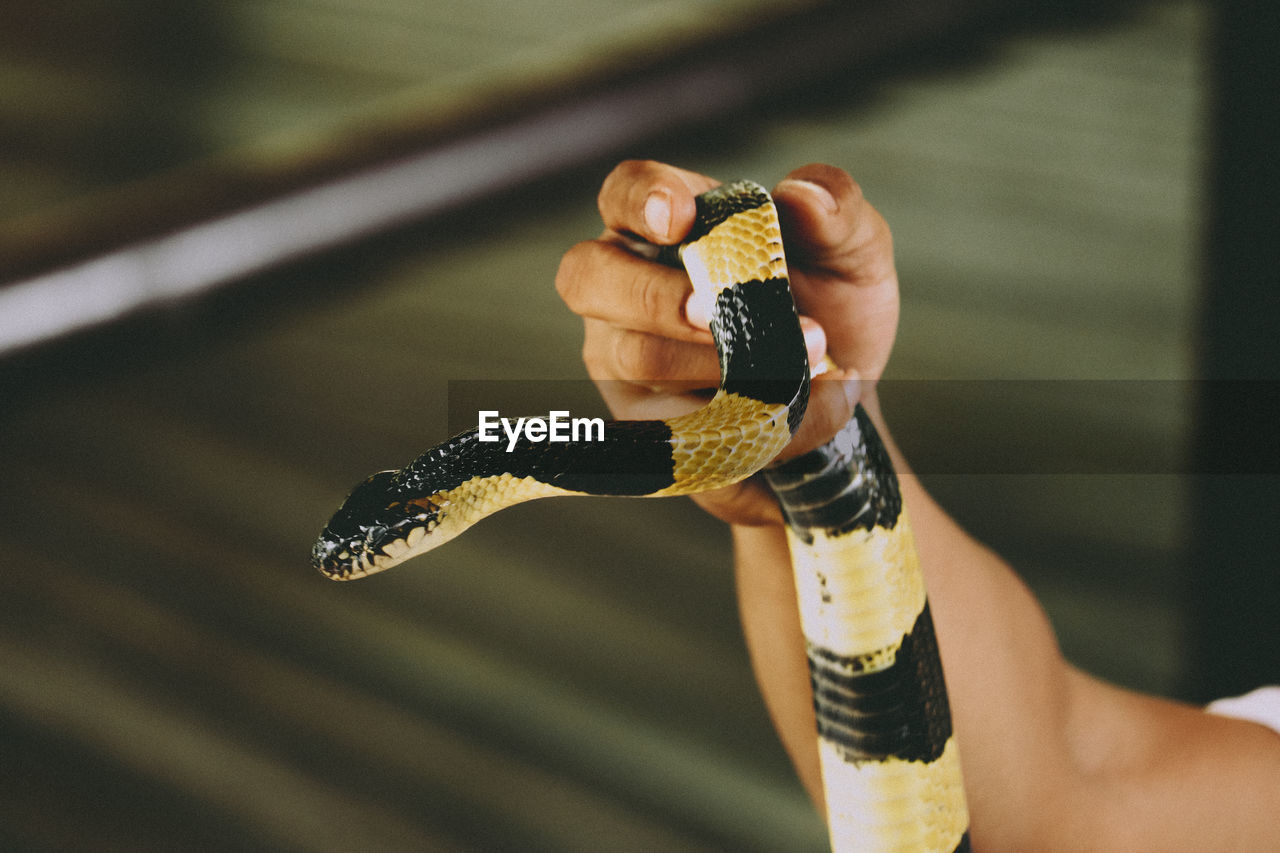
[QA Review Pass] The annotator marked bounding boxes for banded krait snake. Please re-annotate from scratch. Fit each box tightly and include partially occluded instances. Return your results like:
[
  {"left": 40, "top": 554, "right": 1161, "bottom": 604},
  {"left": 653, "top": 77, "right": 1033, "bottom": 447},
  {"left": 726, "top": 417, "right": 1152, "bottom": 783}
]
[{"left": 312, "top": 180, "right": 970, "bottom": 852}]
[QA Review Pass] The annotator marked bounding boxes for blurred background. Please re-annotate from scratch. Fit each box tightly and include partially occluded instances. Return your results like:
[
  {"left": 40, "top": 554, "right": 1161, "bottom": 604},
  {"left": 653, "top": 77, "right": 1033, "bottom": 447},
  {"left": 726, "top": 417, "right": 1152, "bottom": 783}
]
[{"left": 1, "top": 0, "right": 1276, "bottom": 850}]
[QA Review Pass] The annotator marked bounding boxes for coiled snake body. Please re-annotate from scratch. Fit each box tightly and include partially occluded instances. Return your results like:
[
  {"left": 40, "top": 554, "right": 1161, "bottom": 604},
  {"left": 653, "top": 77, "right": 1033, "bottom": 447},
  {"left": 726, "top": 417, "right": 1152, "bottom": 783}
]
[{"left": 313, "top": 181, "right": 969, "bottom": 852}]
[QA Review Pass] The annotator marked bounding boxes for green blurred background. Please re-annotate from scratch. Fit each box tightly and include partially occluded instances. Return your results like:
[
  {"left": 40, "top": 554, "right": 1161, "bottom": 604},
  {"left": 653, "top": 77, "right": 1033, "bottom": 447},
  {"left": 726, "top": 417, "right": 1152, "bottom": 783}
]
[{"left": 1, "top": 1, "right": 1276, "bottom": 850}]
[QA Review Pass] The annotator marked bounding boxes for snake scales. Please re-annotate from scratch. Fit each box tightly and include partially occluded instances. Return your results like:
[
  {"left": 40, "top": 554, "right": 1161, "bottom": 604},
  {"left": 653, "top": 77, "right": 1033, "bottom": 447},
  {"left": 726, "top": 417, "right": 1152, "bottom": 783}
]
[{"left": 313, "top": 180, "right": 969, "bottom": 852}]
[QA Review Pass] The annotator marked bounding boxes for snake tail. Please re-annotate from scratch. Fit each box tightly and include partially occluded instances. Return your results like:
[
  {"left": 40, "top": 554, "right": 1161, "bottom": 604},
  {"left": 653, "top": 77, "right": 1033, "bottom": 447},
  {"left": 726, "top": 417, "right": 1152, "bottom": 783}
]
[{"left": 765, "top": 407, "right": 970, "bottom": 853}]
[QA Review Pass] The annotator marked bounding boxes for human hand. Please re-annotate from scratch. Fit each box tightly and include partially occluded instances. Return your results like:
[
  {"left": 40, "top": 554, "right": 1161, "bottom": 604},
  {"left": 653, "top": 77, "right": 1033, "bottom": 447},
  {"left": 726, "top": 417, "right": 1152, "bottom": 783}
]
[{"left": 556, "top": 160, "right": 900, "bottom": 526}]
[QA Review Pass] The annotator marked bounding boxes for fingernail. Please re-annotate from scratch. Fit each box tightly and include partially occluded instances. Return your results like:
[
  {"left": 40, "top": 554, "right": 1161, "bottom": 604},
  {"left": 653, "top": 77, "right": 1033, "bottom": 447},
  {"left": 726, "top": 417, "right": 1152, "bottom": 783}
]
[
  {"left": 644, "top": 192, "right": 671, "bottom": 241},
  {"left": 684, "top": 289, "right": 713, "bottom": 330},
  {"left": 777, "top": 178, "right": 837, "bottom": 214},
  {"left": 800, "top": 317, "right": 827, "bottom": 364}
]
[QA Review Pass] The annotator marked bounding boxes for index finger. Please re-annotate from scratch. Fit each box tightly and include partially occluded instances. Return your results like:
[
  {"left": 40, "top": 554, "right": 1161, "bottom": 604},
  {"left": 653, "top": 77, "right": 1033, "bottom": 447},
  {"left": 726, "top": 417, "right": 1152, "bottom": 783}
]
[{"left": 598, "top": 160, "right": 719, "bottom": 245}]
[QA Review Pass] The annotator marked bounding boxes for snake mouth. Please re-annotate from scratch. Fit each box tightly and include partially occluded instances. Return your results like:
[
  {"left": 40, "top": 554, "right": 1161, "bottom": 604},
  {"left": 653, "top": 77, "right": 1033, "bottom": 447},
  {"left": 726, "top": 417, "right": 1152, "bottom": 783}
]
[
  {"left": 311, "top": 471, "right": 443, "bottom": 579},
  {"left": 312, "top": 522, "right": 433, "bottom": 579}
]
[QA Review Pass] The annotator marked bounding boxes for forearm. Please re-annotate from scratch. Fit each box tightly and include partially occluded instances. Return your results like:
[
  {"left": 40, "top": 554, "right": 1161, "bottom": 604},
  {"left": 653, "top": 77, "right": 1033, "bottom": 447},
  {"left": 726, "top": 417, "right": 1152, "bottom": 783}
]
[
  {"left": 732, "top": 392, "right": 1280, "bottom": 849},
  {"left": 879, "top": 391, "right": 1280, "bottom": 849},
  {"left": 731, "top": 465, "right": 1077, "bottom": 846}
]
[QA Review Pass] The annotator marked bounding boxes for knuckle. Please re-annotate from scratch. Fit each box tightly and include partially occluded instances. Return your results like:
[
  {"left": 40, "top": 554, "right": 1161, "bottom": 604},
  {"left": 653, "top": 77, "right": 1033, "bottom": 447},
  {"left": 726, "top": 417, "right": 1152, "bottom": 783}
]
[
  {"left": 804, "top": 403, "right": 840, "bottom": 444},
  {"left": 581, "top": 340, "right": 605, "bottom": 377},
  {"left": 580, "top": 322, "right": 612, "bottom": 378},
  {"left": 600, "top": 159, "right": 654, "bottom": 210},
  {"left": 797, "top": 162, "right": 861, "bottom": 202},
  {"left": 616, "top": 330, "right": 674, "bottom": 382},
  {"left": 615, "top": 158, "right": 654, "bottom": 179},
  {"left": 632, "top": 265, "right": 673, "bottom": 325},
  {"left": 554, "top": 241, "right": 593, "bottom": 306}
]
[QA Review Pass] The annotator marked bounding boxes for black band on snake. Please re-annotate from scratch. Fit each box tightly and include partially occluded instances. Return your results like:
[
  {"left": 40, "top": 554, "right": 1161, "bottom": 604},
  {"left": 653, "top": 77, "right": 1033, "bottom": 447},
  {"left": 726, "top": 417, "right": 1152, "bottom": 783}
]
[{"left": 312, "top": 181, "right": 969, "bottom": 852}]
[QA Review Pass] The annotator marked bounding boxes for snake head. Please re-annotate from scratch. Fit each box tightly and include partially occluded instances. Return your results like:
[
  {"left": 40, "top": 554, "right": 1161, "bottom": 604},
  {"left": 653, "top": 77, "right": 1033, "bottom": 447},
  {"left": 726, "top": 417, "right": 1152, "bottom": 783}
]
[{"left": 311, "top": 471, "right": 444, "bottom": 580}]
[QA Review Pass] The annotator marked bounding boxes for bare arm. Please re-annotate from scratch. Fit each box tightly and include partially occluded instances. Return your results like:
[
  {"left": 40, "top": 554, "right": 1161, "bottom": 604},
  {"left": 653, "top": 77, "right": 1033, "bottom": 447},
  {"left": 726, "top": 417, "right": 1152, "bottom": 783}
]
[
  {"left": 558, "top": 159, "right": 1280, "bottom": 850},
  {"left": 736, "top": 392, "right": 1280, "bottom": 849}
]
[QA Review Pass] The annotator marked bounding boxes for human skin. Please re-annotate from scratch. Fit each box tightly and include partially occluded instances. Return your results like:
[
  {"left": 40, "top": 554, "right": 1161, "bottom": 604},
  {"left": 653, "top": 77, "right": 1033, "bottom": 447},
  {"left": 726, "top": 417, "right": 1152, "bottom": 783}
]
[{"left": 556, "top": 159, "right": 1280, "bottom": 851}]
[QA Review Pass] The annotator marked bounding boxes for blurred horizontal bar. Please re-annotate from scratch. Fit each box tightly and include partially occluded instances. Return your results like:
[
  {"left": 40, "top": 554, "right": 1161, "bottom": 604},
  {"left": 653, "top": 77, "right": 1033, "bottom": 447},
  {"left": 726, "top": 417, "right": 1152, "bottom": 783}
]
[{"left": 0, "top": 0, "right": 978, "bottom": 357}]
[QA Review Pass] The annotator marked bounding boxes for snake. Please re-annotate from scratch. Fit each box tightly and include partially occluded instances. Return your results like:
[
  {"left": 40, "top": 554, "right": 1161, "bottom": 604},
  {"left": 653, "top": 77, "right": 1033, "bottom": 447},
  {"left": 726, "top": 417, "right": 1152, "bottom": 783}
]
[{"left": 312, "top": 180, "right": 970, "bottom": 852}]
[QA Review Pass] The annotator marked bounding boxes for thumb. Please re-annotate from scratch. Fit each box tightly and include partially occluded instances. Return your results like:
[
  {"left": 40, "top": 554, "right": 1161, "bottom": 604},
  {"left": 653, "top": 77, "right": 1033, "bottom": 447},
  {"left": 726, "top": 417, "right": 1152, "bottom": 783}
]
[
  {"left": 772, "top": 164, "right": 892, "bottom": 286},
  {"left": 776, "top": 367, "right": 862, "bottom": 463}
]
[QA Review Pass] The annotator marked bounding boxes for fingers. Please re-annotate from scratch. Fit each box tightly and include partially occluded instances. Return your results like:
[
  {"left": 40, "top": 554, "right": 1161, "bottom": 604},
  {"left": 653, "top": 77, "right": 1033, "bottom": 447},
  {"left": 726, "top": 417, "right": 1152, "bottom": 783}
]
[
  {"left": 557, "top": 239, "right": 710, "bottom": 345},
  {"left": 579, "top": 312, "right": 830, "bottom": 392},
  {"left": 772, "top": 163, "right": 888, "bottom": 278},
  {"left": 561, "top": 160, "right": 894, "bottom": 356},
  {"left": 581, "top": 317, "right": 721, "bottom": 389},
  {"left": 564, "top": 160, "right": 724, "bottom": 344},
  {"left": 597, "top": 160, "right": 719, "bottom": 244},
  {"left": 561, "top": 161, "right": 729, "bottom": 433},
  {"left": 778, "top": 369, "right": 861, "bottom": 462},
  {"left": 771, "top": 164, "right": 900, "bottom": 382}
]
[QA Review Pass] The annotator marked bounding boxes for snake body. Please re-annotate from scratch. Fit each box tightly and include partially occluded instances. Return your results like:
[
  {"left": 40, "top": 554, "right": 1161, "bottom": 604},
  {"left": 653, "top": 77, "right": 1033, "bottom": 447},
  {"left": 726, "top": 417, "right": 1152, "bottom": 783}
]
[
  {"left": 313, "top": 181, "right": 968, "bottom": 851},
  {"left": 766, "top": 412, "right": 969, "bottom": 851}
]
